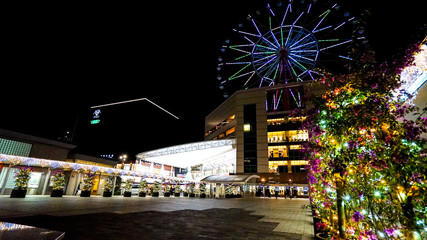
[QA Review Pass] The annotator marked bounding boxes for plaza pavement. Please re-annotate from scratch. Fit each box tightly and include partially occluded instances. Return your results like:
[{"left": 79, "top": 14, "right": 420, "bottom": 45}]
[{"left": 0, "top": 195, "right": 314, "bottom": 240}]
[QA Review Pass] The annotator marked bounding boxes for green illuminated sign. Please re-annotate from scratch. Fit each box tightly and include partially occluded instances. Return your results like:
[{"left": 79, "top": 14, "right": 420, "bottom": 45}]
[{"left": 90, "top": 119, "right": 101, "bottom": 125}]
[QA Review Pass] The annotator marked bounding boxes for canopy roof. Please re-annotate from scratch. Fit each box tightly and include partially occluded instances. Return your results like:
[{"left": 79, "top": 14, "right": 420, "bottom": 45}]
[
  {"left": 200, "top": 174, "right": 260, "bottom": 184},
  {"left": 136, "top": 139, "right": 236, "bottom": 169},
  {"left": 0, "top": 153, "right": 184, "bottom": 181}
]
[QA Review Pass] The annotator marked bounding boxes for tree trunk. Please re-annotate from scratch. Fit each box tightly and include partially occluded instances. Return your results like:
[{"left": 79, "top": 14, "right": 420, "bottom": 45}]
[
  {"left": 334, "top": 171, "right": 346, "bottom": 239},
  {"left": 402, "top": 196, "right": 420, "bottom": 240},
  {"left": 336, "top": 179, "right": 346, "bottom": 239}
]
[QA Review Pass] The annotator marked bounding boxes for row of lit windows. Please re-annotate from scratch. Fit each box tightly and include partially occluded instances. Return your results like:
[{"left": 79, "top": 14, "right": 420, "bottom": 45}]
[
  {"left": 214, "top": 127, "right": 235, "bottom": 140},
  {"left": 268, "top": 145, "right": 303, "bottom": 158},
  {"left": 268, "top": 160, "right": 308, "bottom": 166},
  {"left": 268, "top": 161, "right": 308, "bottom": 173},
  {"left": 268, "top": 145, "right": 302, "bottom": 150},
  {"left": 268, "top": 130, "right": 308, "bottom": 143},
  {"left": 205, "top": 115, "right": 235, "bottom": 137},
  {"left": 267, "top": 116, "right": 306, "bottom": 125},
  {"left": 269, "top": 165, "right": 307, "bottom": 173}
]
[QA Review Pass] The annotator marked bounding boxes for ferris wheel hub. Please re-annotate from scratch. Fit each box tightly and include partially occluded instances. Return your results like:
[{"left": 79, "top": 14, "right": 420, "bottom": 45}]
[{"left": 278, "top": 47, "right": 289, "bottom": 59}]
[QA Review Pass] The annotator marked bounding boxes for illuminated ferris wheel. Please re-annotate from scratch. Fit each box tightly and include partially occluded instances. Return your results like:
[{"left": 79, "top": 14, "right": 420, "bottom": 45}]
[{"left": 217, "top": 0, "right": 366, "bottom": 99}]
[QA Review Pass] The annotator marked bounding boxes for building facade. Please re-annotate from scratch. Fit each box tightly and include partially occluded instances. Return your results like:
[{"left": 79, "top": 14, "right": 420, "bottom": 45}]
[
  {"left": 204, "top": 81, "right": 324, "bottom": 196},
  {"left": 0, "top": 129, "right": 119, "bottom": 196}
]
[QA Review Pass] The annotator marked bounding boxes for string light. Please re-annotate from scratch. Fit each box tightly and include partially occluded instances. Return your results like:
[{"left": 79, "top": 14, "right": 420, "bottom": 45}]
[{"left": 305, "top": 42, "right": 426, "bottom": 240}]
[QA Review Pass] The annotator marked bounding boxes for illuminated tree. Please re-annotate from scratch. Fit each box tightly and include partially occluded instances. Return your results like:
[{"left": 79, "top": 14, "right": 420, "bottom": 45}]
[
  {"left": 103, "top": 176, "right": 114, "bottom": 192},
  {"left": 139, "top": 179, "right": 148, "bottom": 193},
  {"left": 304, "top": 43, "right": 426, "bottom": 240},
  {"left": 81, "top": 172, "right": 95, "bottom": 191},
  {"left": 14, "top": 168, "right": 32, "bottom": 190},
  {"left": 52, "top": 171, "right": 66, "bottom": 191}
]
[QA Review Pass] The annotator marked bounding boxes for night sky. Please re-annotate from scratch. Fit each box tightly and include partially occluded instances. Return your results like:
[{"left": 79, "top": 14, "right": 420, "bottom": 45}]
[{"left": 2, "top": 0, "right": 425, "bottom": 160}]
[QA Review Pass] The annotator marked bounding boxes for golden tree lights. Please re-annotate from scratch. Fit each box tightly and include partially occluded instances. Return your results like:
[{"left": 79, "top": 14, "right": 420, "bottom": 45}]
[{"left": 303, "top": 43, "right": 427, "bottom": 240}]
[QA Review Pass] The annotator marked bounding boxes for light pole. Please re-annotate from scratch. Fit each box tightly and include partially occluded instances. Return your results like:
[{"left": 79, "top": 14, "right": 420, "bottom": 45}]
[
  {"left": 261, "top": 178, "right": 265, "bottom": 197},
  {"left": 119, "top": 154, "right": 127, "bottom": 169}
]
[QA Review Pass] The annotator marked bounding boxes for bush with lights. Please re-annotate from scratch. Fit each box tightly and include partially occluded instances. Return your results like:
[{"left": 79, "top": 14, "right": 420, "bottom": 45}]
[
  {"left": 139, "top": 179, "right": 148, "bottom": 193},
  {"left": 188, "top": 182, "right": 195, "bottom": 194},
  {"left": 199, "top": 182, "right": 207, "bottom": 194},
  {"left": 123, "top": 179, "right": 132, "bottom": 192},
  {"left": 152, "top": 181, "right": 160, "bottom": 193},
  {"left": 103, "top": 176, "right": 114, "bottom": 192},
  {"left": 81, "top": 172, "right": 95, "bottom": 191},
  {"left": 174, "top": 182, "right": 181, "bottom": 194},
  {"left": 52, "top": 171, "right": 66, "bottom": 191},
  {"left": 303, "top": 43, "right": 426, "bottom": 240},
  {"left": 14, "top": 168, "right": 32, "bottom": 190}
]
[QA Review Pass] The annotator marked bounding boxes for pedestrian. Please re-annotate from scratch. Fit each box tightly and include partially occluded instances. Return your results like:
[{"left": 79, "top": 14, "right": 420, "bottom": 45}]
[
  {"left": 274, "top": 186, "right": 279, "bottom": 199},
  {"left": 289, "top": 187, "right": 293, "bottom": 199}
]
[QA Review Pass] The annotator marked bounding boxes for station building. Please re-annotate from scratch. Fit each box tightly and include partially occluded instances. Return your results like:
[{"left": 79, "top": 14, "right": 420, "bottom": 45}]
[
  {"left": 203, "top": 81, "right": 323, "bottom": 197},
  {"left": 0, "top": 128, "right": 121, "bottom": 196},
  {"left": 135, "top": 81, "right": 324, "bottom": 197}
]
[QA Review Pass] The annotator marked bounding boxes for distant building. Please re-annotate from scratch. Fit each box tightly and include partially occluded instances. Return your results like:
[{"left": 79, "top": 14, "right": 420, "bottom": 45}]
[
  {"left": 0, "top": 129, "right": 118, "bottom": 196},
  {"left": 0, "top": 128, "right": 76, "bottom": 160}
]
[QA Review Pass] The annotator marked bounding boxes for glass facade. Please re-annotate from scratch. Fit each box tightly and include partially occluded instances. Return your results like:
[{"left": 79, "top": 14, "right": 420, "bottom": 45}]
[
  {"left": 0, "top": 137, "right": 32, "bottom": 157},
  {"left": 267, "top": 130, "right": 308, "bottom": 143},
  {"left": 266, "top": 86, "right": 308, "bottom": 174}
]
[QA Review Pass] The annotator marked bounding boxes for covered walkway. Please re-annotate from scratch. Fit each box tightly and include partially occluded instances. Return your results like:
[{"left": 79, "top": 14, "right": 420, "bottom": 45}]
[
  {"left": 200, "top": 174, "right": 260, "bottom": 184},
  {"left": 136, "top": 139, "right": 237, "bottom": 181}
]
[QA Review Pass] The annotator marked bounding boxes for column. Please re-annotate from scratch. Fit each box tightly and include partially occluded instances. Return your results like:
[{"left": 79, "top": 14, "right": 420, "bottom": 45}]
[
  {"left": 0, "top": 166, "right": 11, "bottom": 195},
  {"left": 112, "top": 174, "right": 117, "bottom": 196},
  {"left": 41, "top": 168, "right": 51, "bottom": 195}
]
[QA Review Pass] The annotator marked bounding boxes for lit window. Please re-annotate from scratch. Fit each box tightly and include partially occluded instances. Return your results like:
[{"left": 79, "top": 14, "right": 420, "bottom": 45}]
[
  {"left": 243, "top": 124, "right": 251, "bottom": 132},
  {"left": 226, "top": 127, "right": 235, "bottom": 136}
]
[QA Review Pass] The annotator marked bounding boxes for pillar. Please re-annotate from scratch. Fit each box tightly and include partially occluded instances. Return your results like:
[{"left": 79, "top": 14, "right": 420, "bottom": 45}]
[
  {"left": 0, "top": 166, "right": 11, "bottom": 195},
  {"left": 112, "top": 174, "right": 117, "bottom": 196},
  {"left": 41, "top": 168, "right": 51, "bottom": 195}
]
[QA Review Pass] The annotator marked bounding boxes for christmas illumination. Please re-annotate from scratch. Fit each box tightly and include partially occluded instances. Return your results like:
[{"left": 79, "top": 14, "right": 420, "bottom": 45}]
[
  {"left": 14, "top": 168, "right": 31, "bottom": 190},
  {"left": 81, "top": 173, "right": 95, "bottom": 191},
  {"left": 52, "top": 171, "right": 66, "bottom": 191},
  {"left": 139, "top": 179, "right": 148, "bottom": 193},
  {"left": 103, "top": 176, "right": 114, "bottom": 192},
  {"left": 303, "top": 43, "right": 427, "bottom": 239}
]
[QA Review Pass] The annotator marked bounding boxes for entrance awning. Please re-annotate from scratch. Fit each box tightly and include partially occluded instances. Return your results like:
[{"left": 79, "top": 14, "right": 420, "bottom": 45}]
[
  {"left": 136, "top": 139, "right": 236, "bottom": 169},
  {"left": 200, "top": 175, "right": 260, "bottom": 184}
]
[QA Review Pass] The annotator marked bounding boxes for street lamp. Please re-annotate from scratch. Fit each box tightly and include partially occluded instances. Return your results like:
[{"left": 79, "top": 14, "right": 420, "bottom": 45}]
[
  {"left": 261, "top": 178, "right": 266, "bottom": 197},
  {"left": 119, "top": 154, "right": 128, "bottom": 169}
]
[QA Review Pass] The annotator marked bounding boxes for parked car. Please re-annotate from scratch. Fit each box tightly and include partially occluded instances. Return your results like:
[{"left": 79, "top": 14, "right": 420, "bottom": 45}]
[
  {"left": 121, "top": 184, "right": 140, "bottom": 195},
  {"left": 131, "top": 184, "right": 140, "bottom": 195}
]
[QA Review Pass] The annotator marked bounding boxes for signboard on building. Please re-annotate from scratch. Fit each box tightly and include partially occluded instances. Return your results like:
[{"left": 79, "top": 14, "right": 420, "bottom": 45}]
[{"left": 90, "top": 109, "right": 101, "bottom": 124}]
